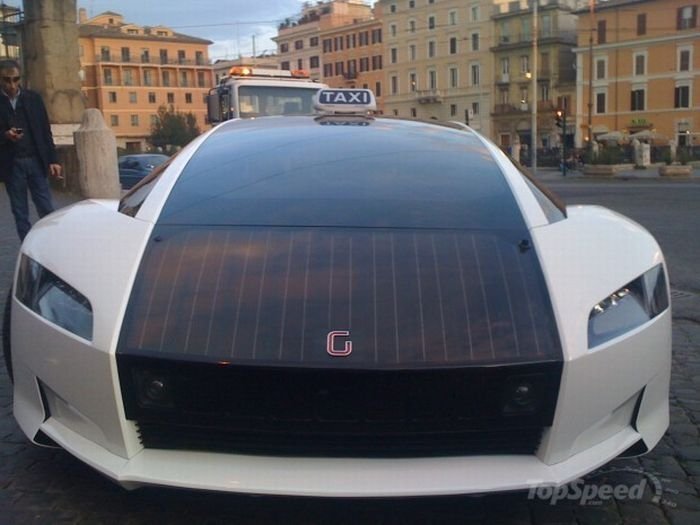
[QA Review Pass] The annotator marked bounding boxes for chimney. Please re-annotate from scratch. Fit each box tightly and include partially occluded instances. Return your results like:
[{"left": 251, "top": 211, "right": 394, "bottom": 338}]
[{"left": 78, "top": 8, "right": 87, "bottom": 24}]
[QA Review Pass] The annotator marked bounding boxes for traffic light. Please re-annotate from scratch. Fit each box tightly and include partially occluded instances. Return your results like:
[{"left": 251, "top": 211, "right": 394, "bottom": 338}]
[{"left": 555, "top": 110, "right": 563, "bottom": 129}]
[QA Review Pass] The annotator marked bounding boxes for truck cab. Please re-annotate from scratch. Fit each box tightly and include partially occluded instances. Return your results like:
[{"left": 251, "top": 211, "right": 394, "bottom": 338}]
[{"left": 207, "top": 67, "right": 327, "bottom": 123}]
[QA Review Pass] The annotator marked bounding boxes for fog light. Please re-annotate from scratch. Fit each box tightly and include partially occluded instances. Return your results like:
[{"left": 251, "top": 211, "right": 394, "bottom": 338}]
[
  {"left": 146, "top": 378, "right": 168, "bottom": 402},
  {"left": 133, "top": 369, "right": 174, "bottom": 409},
  {"left": 503, "top": 376, "right": 540, "bottom": 415}
]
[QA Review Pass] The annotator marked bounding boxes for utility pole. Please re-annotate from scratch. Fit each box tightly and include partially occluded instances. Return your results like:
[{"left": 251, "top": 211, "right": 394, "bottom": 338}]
[
  {"left": 531, "top": 0, "right": 538, "bottom": 174},
  {"left": 587, "top": 0, "right": 595, "bottom": 156}
]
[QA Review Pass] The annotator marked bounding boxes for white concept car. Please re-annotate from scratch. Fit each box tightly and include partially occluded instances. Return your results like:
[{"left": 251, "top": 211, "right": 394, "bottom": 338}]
[{"left": 3, "top": 89, "right": 671, "bottom": 497}]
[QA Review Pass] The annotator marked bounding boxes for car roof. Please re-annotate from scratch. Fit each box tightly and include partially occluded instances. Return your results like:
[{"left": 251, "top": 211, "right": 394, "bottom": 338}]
[{"left": 157, "top": 115, "right": 529, "bottom": 232}]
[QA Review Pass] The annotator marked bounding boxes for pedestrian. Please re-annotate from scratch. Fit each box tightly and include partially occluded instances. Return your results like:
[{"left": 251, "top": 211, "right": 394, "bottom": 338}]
[{"left": 0, "top": 59, "right": 63, "bottom": 241}]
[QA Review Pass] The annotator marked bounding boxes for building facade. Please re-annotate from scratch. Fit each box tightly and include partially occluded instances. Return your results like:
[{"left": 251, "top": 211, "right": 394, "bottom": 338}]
[
  {"left": 377, "top": 0, "right": 495, "bottom": 136},
  {"left": 274, "top": 0, "right": 373, "bottom": 82},
  {"left": 78, "top": 10, "right": 213, "bottom": 152},
  {"left": 319, "top": 16, "right": 385, "bottom": 111},
  {"left": 491, "top": 0, "right": 578, "bottom": 151},
  {"left": 574, "top": 0, "right": 699, "bottom": 147}
]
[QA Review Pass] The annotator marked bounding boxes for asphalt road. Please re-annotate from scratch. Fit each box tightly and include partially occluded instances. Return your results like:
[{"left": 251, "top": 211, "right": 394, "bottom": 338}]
[{"left": 1, "top": 181, "right": 699, "bottom": 524}]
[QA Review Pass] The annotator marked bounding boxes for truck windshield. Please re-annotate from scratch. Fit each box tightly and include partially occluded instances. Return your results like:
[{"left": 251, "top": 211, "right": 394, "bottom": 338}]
[{"left": 238, "top": 85, "right": 321, "bottom": 117}]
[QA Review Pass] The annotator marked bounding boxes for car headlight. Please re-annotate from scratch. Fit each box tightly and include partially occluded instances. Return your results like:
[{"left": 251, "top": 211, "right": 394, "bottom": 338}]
[
  {"left": 15, "top": 255, "right": 93, "bottom": 341},
  {"left": 588, "top": 264, "right": 668, "bottom": 348}
]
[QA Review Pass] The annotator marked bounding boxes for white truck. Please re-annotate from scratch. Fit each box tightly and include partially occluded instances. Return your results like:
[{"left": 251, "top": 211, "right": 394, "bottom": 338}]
[{"left": 207, "top": 67, "right": 327, "bottom": 123}]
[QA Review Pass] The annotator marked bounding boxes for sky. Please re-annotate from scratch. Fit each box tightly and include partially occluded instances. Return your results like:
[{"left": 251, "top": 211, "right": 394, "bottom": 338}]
[{"left": 75, "top": 0, "right": 332, "bottom": 61}]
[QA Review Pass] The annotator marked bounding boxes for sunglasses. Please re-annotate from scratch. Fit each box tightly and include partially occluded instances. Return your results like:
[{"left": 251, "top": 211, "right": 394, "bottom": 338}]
[{"left": 1, "top": 76, "right": 20, "bottom": 83}]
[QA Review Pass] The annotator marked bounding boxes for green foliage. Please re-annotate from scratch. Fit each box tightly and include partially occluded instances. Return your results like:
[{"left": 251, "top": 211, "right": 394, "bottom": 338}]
[
  {"left": 591, "top": 146, "right": 624, "bottom": 165},
  {"left": 677, "top": 147, "right": 691, "bottom": 165},
  {"left": 148, "top": 105, "right": 201, "bottom": 153}
]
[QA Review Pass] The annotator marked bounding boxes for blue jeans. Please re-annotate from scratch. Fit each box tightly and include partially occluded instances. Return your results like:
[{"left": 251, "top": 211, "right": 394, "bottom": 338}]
[{"left": 4, "top": 156, "right": 54, "bottom": 240}]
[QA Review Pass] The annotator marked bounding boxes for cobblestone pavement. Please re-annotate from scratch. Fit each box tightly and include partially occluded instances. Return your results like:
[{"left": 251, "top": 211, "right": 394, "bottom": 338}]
[{"left": 1, "top": 187, "right": 699, "bottom": 524}]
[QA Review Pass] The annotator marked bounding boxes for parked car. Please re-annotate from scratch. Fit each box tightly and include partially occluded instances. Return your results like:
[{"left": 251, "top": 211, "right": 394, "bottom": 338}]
[
  {"left": 3, "top": 89, "right": 671, "bottom": 497},
  {"left": 118, "top": 154, "right": 169, "bottom": 189}
]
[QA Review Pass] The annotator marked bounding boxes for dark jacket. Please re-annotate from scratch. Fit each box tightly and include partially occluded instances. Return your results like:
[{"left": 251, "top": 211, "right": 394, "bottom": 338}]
[{"left": 0, "top": 89, "right": 58, "bottom": 183}]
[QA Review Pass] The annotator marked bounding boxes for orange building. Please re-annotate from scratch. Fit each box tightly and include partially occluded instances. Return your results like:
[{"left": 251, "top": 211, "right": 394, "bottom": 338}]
[
  {"left": 78, "top": 10, "right": 213, "bottom": 152},
  {"left": 574, "top": 0, "right": 699, "bottom": 147}
]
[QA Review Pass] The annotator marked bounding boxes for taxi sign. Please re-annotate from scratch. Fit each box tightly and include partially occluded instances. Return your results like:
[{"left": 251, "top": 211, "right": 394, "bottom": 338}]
[{"left": 314, "top": 88, "right": 376, "bottom": 114}]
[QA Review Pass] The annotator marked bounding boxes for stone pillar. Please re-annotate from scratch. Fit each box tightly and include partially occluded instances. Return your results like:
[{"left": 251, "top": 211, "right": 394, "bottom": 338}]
[
  {"left": 22, "top": 0, "right": 85, "bottom": 193},
  {"left": 74, "top": 109, "right": 120, "bottom": 199}
]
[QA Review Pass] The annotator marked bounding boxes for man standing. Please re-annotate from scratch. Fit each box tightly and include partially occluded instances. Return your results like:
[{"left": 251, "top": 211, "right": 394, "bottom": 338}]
[{"left": 0, "top": 59, "right": 62, "bottom": 241}]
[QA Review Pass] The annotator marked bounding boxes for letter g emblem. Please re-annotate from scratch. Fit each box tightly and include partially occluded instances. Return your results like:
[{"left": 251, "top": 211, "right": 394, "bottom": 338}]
[{"left": 327, "top": 330, "right": 352, "bottom": 357}]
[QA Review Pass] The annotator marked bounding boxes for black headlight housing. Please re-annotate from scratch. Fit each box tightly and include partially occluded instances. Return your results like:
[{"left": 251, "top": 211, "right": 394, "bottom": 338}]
[{"left": 15, "top": 255, "right": 93, "bottom": 341}]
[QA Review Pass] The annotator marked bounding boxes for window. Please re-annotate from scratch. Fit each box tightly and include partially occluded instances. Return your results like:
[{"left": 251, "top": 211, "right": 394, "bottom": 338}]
[
  {"left": 390, "top": 4, "right": 396, "bottom": 13},
  {"left": 677, "top": 6, "right": 698, "bottom": 29},
  {"left": 409, "top": 72, "right": 417, "bottom": 91},
  {"left": 167, "top": 92, "right": 174, "bottom": 104},
  {"left": 595, "top": 92, "right": 606, "bottom": 114},
  {"left": 281, "top": 61, "right": 290, "bottom": 71},
  {"left": 141, "top": 49, "right": 150, "bottom": 63},
  {"left": 450, "top": 104, "right": 457, "bottom": 117},
  {"left": 121, "top": 47, "right": 130, "bottom": 62},
  {"left": 131, "top": 115, "right": 139, "bottom": 127},
  {"left": 410, "top": 108, "right": 417, "bottom": 118},
  {"left": 472, "top": 102, "right": 479, "bottom": 116},
  {"left": 597, "top": 20, "right": 607, "bottom": 44},
  {"left": 334, "top": 37, "right": 343, "bottom": 52},
  {"left": 500, "top": 89, "right": 509, "bottom": 105},
  {"left": 372, "top": 55, "right": 383, "bottom": 70},
  {"left": 630, "top": 88, "right": 645, "bottom": 111},
  {"left": 110, "top": 115, "right": 118, "bottom": 126},
  {"left": 540, "top": 52, "right": 550, "bottom": 75},
  {"left": 322, "top": 39, "right": 332, "bottom": 53},
  {"left": 180, "top": 71, "right": 188, "bottom": 87},
  {"left": 148, "top": 92, "right": 156, "bottom": 104},
  {"left": 521, "top": 18, "right": 531, "bottom": 41},
  {"left": 449, "top": 11, "right": 457, "bottom": 26},
  {"left": 471, "top": 64, "right": 480, "bottom": 86},
  {"left": 391, "top": 75, "right": 398, "bottom": 95},
  {"left": 634, "top": 53, "right": 646, "bottom": 76},
  {"left": 391, "top": 47, "right": 398, "bottom": 64},
  {"left": 675, "top": 85, "right": 690, "bottom": 108},
  {"left": 449, "top": 37, "right": 457, "bottom": 54},
  {"left": 310, "top": 36, "right": 319, "bottom": 47},
  {"left": 359, "top": 57, "right": 369, "bottom": 72},
  {"left": 409, "top": 44, "right": 416, "bottom": 61},
  {"left": 129, "top": 92, "right": 137, "bottom": 103},
  {"left": 359, "top": 31, "right": 369, "bottom": 46},
  {"left": 637, "top": 14, "right": 647, "bottom": 35},
  {"left": 162, "top": 71, "right": 170, "bottom": 87},
  {"left": 280, "top": 42, "right": 289, "bottom": 53},
  {"left": 103, "top": 69, "right": 113, "bottom": 85},
  {"left": 195, "top": 51, "right": 204, "bottom": 65},
  {"left": 347, "top": 59, "right": 357, "bottom": 75},
  {"left": 409, "top": 19, "right": 416, "bottom": 33},
  {"left": 185, "top": 93, "right": 192, "bottom": 104},
  {"left": 540, "top": 83, "right": 549, "bottom": 102},
  {"left": 108, "top": 91, "right": 117, "bottom": 103},
  {"left": 375, "top": 81, "right": 381, "bottom": 97},
  {"left": 500, "top": 21, "right": 510, "bottom": 44},
  {"left": 449, "top": 67, "right": 458, "bottom": 88},
  {"left": 409, "top": 0, "right": 415, "bottom": 8},
  {"left": 310, "top": 56, "right": 319, "bottom": 69},
  {"left": 124, "top": 69, "right": 134, "bottom": 86},
  {"left": 501, "top": 57, "right": 510, "bottom": 75},
  {"left": 596, "top": 58, "right": 606, "bottom": 80},
  {"left": 428, "top": 70, "right": 437, "bottom": 90},
  {"left": 178, "top": 50, "right": 186, "bottom": 64},
  {"left": 335, "top": 62, "right": 344, "bottom": 76},
  {"left": 144, "top": 70, "right": 153, "bottom": 86},
  {"left": 679, "top": 49, "right": 691, "bottom": 71},
  {"left": 323, "top": 63, "right": 333, "bottom": 77},
  {"left": 297, "top": 59, "right": 303, "bottom": 70},
  {"left": 428, "top": 16, "right": 435, "bottom": 30},
  {"left": 428, "top": 40, "right": 436, "bottom": 58},
  {"left": 471, "top": 33, "right": 479, "bottom": 51},
  {"left": 520, "top": 87, "right": 528, "bottom": 104},
  {"left": 371, "top": 29, "right": 382, "bottom": 44},
  {"left": 294, "top": 40, "right": 303, "bottom": 50},
  {"left": 520, "top": 55, "right": 529, "bottom": 74},
  {"left": 471, "top": 5, "right": 479, "bottom": 22},
  {"left": 390, "top": 23, "right": 397, "bottom": 37},
  {"left": 197, "top": 71, "right": 205, "bottom": 87},
  {"left": 160, "top": 49, "right": 168, "bottom": 64},
  {"left": 101, "top": 46, "right": 111, "bottom": 61},
  {"left": 541, "top": 14, "right": 552, "bottom": 37}
]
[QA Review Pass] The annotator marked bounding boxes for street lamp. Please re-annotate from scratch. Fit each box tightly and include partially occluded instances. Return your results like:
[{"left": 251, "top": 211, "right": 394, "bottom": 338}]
[{"left": 556, "top": 108, "right": 567, "bottom": 176}]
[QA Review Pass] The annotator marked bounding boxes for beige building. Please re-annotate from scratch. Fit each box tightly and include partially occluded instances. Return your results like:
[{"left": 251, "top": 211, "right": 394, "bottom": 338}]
[
  {"left": 376, "top": 0, "right": 494, "bottom": 136},
  {"left": 79, "top": 10, "right": 213, "bottom": 152},
  {"left": 491, "top": 0, "right": 578, "bottom": 151},
  {"left": 574, "top": 0, "right": 699, "bottom": 148},
  {"left": 0, "top": 3, "right": 21, "bottom": 60},
  {"left": 320, "top": 15, "right": 385, "bottom": 111},
  {"left": 274, "top": 0, "right": 373, "bottom": 82}
]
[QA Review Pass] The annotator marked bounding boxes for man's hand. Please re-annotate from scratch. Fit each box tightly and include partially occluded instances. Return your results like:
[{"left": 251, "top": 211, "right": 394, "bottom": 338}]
[
  {"left": 49, "top": 163, "right": 63, "bottom": 180},
  {"left": 4, "top": 128, "right": 23, "bottom": 142}
]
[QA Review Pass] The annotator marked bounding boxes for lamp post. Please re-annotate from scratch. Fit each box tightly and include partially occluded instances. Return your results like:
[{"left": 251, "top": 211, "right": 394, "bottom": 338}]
[
  {"left": 531, "top": 0, "right": 538, "bottom": 174},
  {"left": 556, "top": 108, "right": 567, "bottom": 177}
]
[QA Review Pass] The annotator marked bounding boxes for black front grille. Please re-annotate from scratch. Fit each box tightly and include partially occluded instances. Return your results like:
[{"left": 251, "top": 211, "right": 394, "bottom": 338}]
[
  {"left": 120, "top": 356, "right": 561, "bottom": 458},
  {"left": 136, "top": 422, "right": 544, "bottom": 457}
]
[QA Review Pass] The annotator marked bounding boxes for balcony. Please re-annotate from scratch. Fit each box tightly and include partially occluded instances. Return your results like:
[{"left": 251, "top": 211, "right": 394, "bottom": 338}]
[
  {"left": 416, "top": 89, "right": 443, "bottom": 104},
  {"left": 343, "top": 71, "right": 358, "bottom": 81},
  {"left": 497, "top": 73, "right": 510, "bottom": 84}
]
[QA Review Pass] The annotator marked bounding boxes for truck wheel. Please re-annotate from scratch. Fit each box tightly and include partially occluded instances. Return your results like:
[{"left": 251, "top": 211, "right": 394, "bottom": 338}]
[{"left": 2, "top": 289, "right": 12, "bottom": 383}]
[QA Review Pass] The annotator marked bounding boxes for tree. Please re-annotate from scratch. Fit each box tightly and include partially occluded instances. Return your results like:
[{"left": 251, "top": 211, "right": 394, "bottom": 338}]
[{"left": 148, "top": 105, "right": 201, "bottom": 153}]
